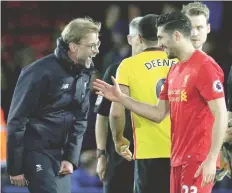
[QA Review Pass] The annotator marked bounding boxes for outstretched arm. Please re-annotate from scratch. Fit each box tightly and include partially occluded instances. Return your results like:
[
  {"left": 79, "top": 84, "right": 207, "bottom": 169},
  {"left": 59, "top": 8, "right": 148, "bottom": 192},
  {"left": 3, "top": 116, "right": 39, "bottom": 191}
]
[
  {"left": 93, "top": 77, "right": 170, "bottom": 123},
  {"left": 118, "top": 93, "right": 169, "bottom": 123}
]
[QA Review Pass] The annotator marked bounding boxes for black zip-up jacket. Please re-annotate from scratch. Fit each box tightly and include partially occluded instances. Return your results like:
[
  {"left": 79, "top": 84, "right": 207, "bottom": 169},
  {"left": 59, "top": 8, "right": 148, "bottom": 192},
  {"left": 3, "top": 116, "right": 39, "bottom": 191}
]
[{"left": 7, "top": 37, "right": 94, "bottom": 176}]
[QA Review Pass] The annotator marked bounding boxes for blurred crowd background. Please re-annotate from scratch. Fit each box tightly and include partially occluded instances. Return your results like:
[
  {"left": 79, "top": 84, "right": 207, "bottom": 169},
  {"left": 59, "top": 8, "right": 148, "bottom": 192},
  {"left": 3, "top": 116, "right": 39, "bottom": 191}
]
[{"left": 1, "top": 1, "right": 232, "bottom": 193}]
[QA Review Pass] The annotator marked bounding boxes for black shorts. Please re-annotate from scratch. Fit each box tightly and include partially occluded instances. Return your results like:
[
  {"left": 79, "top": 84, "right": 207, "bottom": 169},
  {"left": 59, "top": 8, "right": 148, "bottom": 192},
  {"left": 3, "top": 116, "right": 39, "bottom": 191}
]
[
  {"left": 134, "top": 158, "right": 170, "bottom": 193},
  {"left": 103, "top": 156, "right": 134, "bottom": 193},
  {"left": 24, "top": 150, "right": 71, "bottom": 193}
]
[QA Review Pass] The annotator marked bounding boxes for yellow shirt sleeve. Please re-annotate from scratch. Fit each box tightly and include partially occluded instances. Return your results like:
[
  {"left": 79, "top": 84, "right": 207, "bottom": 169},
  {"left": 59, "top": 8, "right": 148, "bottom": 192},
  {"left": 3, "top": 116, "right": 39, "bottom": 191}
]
[{"left": 116, "top": 59, "right": 130, "bottom": 86}]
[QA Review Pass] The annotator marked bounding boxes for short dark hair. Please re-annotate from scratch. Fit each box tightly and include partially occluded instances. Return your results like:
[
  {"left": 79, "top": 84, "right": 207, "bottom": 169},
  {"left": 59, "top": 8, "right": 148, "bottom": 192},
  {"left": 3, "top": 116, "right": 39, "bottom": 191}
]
[
  {"left": 139, "top": 14, "right": 159, "bottom": 41},
  {"left": 156, "top": 12, "right": 192, "bottom": 37}
]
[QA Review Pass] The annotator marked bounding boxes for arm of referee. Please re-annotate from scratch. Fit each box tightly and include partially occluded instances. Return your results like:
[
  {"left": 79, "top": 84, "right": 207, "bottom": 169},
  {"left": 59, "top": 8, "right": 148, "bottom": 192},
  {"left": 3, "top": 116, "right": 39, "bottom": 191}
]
[
  {"left": 109, "top": 61, "right": 129, "bottom": 145},
  {"left": 94, "top": 64, "right": 119, "bottom": 151},
  {"left": 110, "top": 86, "right": 129, "bottom": 142}
]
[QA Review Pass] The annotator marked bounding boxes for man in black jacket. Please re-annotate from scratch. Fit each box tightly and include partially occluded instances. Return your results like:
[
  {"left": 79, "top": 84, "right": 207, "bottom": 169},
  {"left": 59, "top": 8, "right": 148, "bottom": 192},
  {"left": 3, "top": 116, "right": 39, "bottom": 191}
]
[{"left": 7, "top": 17, "right": 101, "bottom": 193}]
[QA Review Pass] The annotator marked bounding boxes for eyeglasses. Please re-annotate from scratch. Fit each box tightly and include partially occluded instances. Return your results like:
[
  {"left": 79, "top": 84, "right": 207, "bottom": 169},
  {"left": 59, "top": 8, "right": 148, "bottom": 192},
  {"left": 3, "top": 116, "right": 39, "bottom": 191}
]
[{"left": 77, "top": 41, "right": 101, "bottom": 51}]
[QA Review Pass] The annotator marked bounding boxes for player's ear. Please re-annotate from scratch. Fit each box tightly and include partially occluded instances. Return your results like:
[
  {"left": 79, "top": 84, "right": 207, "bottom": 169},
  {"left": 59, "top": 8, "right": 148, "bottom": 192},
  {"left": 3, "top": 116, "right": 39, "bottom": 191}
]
[
  {"left": 173, "top": 31, "right": 181, "bottom": 42},
  {"left": 69, "top": 42, "right": 77, "bottom": 52},
  {"left": 207, "top": 23, "right": 211, "bottom": 34},
  {"left": 127, "top": 35, "right": 132, "bottom": 45},
  {"left": 138, "top": 34, "right": 143, "bottom": 43}
]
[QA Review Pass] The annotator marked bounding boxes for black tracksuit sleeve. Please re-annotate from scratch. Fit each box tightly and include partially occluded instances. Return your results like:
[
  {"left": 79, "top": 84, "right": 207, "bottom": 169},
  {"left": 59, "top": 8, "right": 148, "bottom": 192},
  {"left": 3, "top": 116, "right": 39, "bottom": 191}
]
[
  {"left": 94, "top": 64, "right": 118, "bottom": 116},
  {"left": 227, "top": 65, "right": 232, "bottom": 111},
  {"left": 7, "top": 67, "right": 47, "bottom": 176},
  {"left": 62, "top": 94, "right": 89, "bottom": 169}
]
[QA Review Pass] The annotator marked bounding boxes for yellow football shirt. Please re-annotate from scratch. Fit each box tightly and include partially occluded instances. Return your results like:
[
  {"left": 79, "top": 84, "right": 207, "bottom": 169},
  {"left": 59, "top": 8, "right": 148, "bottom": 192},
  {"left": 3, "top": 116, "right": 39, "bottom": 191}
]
[{"left": 116, "top": 48, "right": 178, "bottom": 159}]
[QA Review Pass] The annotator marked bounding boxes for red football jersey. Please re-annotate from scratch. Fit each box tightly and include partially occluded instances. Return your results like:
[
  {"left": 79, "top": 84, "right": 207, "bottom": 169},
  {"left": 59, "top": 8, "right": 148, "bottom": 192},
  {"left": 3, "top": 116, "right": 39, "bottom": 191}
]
[{"left": 160, "top": 50, "right": 224, "bottom": 167}]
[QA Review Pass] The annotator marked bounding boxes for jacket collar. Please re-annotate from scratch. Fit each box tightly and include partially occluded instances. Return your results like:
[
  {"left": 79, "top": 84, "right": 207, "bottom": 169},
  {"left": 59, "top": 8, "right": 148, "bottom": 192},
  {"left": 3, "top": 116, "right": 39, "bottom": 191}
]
[
  {"left": 54, "top": 37, "right": 95, "bottom": 76},
  {"left": 143, "top": 47, "right": 164, "bottom": 52}
]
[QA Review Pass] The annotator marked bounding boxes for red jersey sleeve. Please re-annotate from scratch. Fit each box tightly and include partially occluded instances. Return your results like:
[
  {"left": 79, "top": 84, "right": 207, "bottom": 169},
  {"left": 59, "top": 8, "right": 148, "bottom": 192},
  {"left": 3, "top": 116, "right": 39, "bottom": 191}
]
[
  {"left": 159, "top": 78, "right": 168, "bottom": 100},
  {"left": 196, "top": 58, "right": 225, "bottom": 101}
]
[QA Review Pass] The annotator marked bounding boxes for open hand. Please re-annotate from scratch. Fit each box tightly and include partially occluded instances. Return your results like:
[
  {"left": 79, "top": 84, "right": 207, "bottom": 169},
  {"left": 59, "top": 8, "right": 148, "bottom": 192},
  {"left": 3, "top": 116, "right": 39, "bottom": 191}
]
[
  {"left": 194, "top": 157, "right": 217, "bottom": 187},
  {"left": 93, "top": 76, "right": 123, "bottom": 102}
]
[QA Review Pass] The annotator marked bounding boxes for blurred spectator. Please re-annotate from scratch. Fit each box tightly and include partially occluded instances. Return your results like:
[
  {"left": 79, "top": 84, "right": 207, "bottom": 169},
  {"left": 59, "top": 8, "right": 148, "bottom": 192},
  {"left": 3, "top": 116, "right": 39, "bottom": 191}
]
[
  {"left": 13, "top": 45, "right": 36, "bottom": 68},
  {"left": 105, "top": 4, "right": 121, "bottom": 30},
  {"left": 128, "top": 4, "right": 141, "bottom": 21},
  {"left": 162, "top": 3, "right": 179, "bottom": 13},
  {"left": 102, "top": 20, "right": 131, "bottom": 73},
  {"left": 71, "top": 150, "right": 102, "bottom": 192}
]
